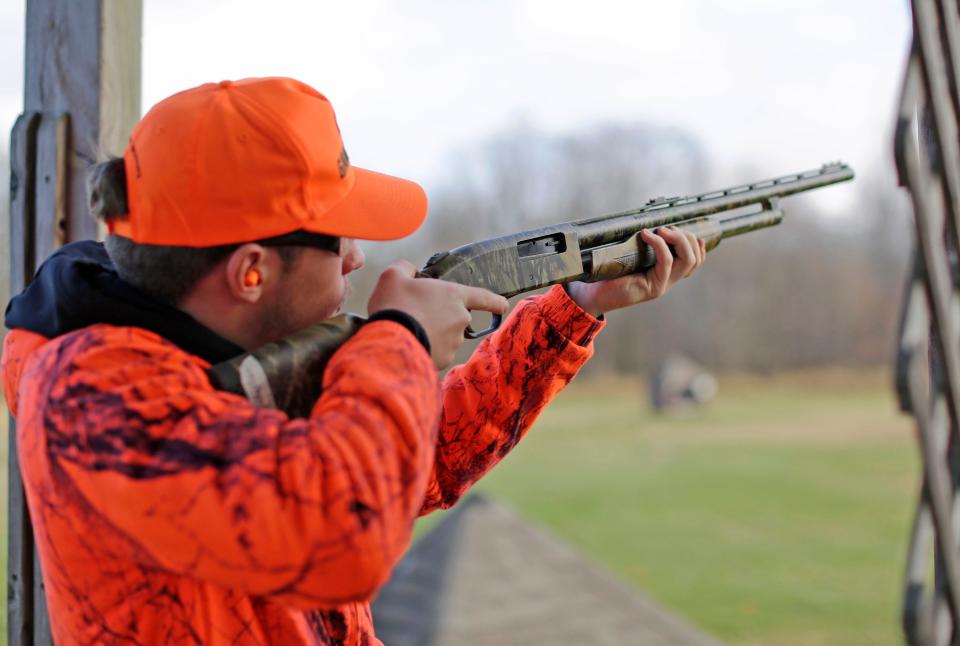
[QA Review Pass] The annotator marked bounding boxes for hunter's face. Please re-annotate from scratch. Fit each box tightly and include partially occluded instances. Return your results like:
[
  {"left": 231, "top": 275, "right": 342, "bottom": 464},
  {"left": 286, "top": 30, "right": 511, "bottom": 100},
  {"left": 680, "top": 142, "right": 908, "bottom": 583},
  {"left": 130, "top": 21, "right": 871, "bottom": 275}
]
[{"left": 263, "top": 238, "right": 365, "bottom": 339}]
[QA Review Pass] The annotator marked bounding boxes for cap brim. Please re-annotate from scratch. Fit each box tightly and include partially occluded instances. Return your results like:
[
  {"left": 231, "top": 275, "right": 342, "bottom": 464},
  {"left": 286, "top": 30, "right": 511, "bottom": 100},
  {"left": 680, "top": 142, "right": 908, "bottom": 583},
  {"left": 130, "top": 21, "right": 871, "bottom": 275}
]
[{"left": 305, "top": 167, "right": 428, "bottom": 241}]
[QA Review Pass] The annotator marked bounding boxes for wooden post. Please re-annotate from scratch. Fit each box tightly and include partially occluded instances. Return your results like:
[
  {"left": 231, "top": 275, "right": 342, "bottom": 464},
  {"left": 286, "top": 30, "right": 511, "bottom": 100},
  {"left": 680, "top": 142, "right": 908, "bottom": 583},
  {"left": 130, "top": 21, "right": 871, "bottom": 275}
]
[{"left": 8, "top": 1, "right": 141, "bottom": 643}]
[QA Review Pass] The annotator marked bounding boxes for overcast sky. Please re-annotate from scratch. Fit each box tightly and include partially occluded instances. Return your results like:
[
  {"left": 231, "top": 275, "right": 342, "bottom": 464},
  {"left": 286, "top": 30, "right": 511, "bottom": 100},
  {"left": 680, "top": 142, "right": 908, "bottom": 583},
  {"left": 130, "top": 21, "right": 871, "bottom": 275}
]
[{"left": 1, "top": 1, "right": 911, "bottom": 213}]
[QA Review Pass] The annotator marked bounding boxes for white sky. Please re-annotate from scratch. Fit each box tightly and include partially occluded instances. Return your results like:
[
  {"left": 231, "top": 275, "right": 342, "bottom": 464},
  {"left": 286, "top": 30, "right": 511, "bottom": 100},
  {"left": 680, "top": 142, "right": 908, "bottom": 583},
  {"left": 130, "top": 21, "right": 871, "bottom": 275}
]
[{"left": 1, "top": 1, "right": 911, "bottom": 213}]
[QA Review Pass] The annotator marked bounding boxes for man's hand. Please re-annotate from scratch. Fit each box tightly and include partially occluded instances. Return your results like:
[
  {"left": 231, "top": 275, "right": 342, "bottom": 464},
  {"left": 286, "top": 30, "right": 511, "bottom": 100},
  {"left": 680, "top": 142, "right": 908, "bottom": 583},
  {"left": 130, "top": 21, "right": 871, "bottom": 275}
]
[
  {"left": 368, "top": 261, "right": 509, "bottom": 370},
  {"left": 565, "top": 227, "right": 706, "bottom": 318}
]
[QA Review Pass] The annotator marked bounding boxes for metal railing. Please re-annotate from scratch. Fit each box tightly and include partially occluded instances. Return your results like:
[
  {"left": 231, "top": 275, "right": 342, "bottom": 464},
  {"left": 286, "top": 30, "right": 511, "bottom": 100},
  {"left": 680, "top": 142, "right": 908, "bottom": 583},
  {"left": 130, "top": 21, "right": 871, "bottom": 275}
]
[{"left": 897, "top": 1, "right": 960, "bottom": 644}]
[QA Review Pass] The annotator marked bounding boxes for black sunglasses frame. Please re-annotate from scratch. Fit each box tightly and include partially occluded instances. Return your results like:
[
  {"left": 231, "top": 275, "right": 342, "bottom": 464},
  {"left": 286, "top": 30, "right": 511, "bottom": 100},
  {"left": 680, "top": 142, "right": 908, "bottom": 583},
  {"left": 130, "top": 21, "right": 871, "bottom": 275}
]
[{"left": 254, "top": 230, "right": 341, "bottom": 254}]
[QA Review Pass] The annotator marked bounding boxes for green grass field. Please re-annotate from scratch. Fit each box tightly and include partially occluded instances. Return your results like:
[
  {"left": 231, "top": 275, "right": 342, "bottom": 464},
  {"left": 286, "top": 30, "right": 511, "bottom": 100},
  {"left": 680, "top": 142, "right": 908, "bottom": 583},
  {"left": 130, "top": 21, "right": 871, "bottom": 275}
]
[
  {"left": 1, "top": 371, "right": 917, "bottom": 644},
  {"left": 447, "top": 371, "right": 918, "bottom": 645}
]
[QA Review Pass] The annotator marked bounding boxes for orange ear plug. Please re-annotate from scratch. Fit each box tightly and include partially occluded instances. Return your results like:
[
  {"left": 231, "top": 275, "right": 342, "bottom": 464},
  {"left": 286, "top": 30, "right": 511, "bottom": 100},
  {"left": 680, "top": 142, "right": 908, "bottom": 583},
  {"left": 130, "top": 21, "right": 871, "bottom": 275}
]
[{"left": 243, "top": 269, "right": 262, "bottom": 287}]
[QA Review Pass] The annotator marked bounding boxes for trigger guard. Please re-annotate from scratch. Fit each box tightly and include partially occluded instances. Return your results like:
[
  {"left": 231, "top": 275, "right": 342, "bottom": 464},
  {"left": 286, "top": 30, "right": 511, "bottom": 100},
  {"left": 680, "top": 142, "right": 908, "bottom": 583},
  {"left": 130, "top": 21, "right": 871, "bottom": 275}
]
[{"left": 464, "top": 313, "right": 503, "bottom": 339}]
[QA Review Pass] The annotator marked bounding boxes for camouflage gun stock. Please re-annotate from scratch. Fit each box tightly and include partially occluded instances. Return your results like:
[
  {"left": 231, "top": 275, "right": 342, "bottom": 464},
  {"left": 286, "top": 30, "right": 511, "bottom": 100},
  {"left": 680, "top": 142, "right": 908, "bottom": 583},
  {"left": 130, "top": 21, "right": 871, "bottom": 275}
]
[{"left": 208, "top": 162, "right": 854, "bottom": 417}]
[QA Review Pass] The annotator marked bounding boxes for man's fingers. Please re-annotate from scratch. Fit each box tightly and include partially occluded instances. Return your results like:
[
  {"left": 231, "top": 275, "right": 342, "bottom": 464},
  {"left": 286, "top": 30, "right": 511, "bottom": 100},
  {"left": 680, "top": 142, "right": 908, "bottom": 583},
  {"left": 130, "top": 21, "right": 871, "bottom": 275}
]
[
  {"left": 684, "top": 232, "right": 698, "bottom": 265},
  {"left": 460, "top": 285, "right": 510, "bottom": 315},
  {"left": 675, "top": 229, "right": 698, "bottom": 276},
  {"left": 684, "top": 231, "right": 703, "bottom": 270},
  {"left": 642, "top": 229, "right": 673, "bottom": 287},
  {"left": 688, "top": 235, "right": 707, "bottom": 271},
  {"left": 658, "top": 226, "right": 697, "bottom": 277}
]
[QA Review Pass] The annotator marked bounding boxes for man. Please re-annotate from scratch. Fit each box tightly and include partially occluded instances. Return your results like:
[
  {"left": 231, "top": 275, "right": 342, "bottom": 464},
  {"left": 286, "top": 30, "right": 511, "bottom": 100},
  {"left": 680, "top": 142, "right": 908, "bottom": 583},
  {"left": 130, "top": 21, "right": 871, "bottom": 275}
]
[{"left": 2, "top": 77, "right": 704, "bottom": 645}]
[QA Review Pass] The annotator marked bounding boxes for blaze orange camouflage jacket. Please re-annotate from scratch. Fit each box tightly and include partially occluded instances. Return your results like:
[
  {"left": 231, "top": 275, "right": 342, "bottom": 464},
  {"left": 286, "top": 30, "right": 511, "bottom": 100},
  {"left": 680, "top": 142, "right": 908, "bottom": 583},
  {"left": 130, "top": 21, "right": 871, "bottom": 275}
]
[{"left": 2, "top": 241, "right": 603, "bottom": 645}]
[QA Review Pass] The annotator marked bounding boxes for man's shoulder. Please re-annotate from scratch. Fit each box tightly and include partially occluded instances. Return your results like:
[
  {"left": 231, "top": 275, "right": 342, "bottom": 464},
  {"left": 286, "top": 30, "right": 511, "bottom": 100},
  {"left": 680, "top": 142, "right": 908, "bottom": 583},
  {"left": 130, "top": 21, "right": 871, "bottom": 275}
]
[
  {"left": 22, "top": 323, "right": 211, "bottom": 404},
  {"left": 41, "top": 323, "right": 201, "bottom": 366}
]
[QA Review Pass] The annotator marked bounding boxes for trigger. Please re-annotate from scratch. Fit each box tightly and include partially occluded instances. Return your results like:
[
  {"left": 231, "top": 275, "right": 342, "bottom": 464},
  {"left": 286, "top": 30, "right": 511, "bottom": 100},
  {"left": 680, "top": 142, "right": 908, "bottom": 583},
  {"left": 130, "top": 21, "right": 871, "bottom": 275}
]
[{"left": 464, "top": 313, "right": 504, "bottom": 339}]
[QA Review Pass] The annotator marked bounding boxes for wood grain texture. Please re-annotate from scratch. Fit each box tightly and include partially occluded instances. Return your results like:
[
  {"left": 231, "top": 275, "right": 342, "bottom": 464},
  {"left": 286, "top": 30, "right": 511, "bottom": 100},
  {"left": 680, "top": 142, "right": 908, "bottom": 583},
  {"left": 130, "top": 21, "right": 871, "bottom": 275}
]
[
  {"left": 7, "top": 111, "right": 40, "bottom": 646},
  {"left": 34, "top": 113, "right": 69, "bottom": 258},
  {"left": 24, "top": 0, "right": 101, "bottom": 244},
  {"left": 11, "top": 1, "right": 142, "bottom": 643},
  {"left": 26, "top": 110, "right": 60, "bottom": 645},
  {"left": 9, "top": 113, "right": 40, "bottom": 294},
  {"left": 7, "top": 416, "right": 35, "bottom": 646},
  {"left": 31, "top": 554, "right": 49, "bottom": 646},
  {"left": 23, "top": 0, "right": 141, "bottom": 243},
  {"left": 100, "top": 0, "right": 142, "bottom": 160}
]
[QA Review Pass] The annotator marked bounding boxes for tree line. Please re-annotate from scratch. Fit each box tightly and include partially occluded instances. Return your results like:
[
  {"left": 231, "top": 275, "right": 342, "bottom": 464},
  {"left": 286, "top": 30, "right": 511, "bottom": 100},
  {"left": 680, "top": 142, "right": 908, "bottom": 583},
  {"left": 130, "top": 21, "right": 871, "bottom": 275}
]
[
  {"left": 351, "top": 121, "right": 911, "bottom": 375},
  {"left": 0, "top": 120, "right": 912, "bottom": 375}
]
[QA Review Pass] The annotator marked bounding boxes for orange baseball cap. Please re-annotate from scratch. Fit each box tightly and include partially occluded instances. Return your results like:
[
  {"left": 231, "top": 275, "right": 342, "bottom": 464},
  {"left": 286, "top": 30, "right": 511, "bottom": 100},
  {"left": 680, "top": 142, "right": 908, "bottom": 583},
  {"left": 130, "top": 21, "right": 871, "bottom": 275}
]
[{"left": 114, "top": 77, "right": 427, "bottom": 246}]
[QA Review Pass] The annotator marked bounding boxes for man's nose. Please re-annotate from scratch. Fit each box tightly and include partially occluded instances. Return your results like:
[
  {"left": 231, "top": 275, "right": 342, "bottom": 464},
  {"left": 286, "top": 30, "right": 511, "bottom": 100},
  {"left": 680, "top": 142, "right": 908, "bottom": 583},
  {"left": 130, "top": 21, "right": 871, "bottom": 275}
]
[{"left": 342, "top": 240, "right": 365, "bottom": 275}]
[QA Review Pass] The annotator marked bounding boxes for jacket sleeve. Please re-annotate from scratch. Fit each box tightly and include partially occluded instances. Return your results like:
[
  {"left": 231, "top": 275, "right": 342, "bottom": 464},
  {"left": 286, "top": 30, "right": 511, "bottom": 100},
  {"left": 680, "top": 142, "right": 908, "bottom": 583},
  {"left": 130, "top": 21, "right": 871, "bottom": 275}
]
[
  {"left": 420, "top": 285, "right": 604, "bottom": 514},
  {"left": 29, "top": 321, "right": 441, "bottom": 608}
]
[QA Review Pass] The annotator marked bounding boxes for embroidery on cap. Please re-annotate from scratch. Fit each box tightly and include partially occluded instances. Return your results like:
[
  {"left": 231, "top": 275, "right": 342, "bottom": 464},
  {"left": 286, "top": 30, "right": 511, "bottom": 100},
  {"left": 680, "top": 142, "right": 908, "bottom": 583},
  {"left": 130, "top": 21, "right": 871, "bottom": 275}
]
[
  {"left": 337, "top": 147, "right": 350, "bottom": 179},
  {"left": 130, "top": 144, "right": 142, "bottom": 179}
]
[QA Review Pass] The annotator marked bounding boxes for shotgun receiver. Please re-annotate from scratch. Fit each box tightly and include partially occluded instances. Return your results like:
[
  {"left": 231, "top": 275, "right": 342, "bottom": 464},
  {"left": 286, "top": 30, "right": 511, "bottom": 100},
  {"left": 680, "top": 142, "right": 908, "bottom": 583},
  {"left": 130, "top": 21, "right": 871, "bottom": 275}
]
[{"left": 208, "top": 162, "right": 854, "bottom": 417}]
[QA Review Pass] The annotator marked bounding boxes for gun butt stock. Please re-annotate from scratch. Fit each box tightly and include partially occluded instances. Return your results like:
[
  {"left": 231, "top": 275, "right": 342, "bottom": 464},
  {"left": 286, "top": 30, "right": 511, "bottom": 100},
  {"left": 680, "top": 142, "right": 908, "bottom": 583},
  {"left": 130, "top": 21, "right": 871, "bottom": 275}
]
[{"left": 207, "top": 313, "right": 366, "bottom": 418}]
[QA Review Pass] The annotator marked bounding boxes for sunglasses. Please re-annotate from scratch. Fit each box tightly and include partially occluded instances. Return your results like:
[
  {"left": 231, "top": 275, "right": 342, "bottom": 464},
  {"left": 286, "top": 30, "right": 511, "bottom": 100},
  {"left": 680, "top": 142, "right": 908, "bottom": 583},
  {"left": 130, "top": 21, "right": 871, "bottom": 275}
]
[{"left": 254, "top": 230, "right": 341, "bottom": 254}]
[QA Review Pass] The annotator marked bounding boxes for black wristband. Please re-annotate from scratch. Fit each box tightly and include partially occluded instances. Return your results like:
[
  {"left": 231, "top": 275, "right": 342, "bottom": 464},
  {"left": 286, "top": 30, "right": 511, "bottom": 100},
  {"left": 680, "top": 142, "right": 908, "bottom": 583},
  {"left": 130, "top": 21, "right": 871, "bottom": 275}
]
[{"left": 366, "top": 309, "right": 431, "bottom": 354}]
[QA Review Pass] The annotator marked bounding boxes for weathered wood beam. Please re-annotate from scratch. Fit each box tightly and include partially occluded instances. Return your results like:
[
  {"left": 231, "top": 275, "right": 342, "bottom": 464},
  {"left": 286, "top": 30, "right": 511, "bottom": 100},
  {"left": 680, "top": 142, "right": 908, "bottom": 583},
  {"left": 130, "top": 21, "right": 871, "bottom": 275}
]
[
  {"left": 23, "top": 0, "right": 142, "bottom": 241},
  {"left": 7, "top": 108, "right": 40, "bottom": 646},
  {"left": 9, "top": 2, "right": 142, "bottom": 644}
]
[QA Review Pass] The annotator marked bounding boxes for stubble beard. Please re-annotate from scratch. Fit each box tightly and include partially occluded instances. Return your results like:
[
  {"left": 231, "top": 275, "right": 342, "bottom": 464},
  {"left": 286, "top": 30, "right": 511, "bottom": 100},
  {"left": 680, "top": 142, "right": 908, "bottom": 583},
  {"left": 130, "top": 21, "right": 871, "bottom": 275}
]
[{"left": 256, "top": 275, "right": 354, "bottom": 346}]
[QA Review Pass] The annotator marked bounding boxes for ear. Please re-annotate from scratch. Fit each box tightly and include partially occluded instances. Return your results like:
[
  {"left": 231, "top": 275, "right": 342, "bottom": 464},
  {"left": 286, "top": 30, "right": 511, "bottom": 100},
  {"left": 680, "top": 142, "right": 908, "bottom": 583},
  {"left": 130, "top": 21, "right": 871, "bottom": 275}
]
[{"left": 224, "top": 243, "right": 270, "bottom": 303}]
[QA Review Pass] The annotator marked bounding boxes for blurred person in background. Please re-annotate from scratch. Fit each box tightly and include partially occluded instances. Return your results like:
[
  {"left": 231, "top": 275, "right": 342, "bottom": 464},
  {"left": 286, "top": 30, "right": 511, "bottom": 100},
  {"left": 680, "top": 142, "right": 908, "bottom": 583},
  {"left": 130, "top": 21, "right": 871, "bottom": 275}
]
[{"left": 2, "top": 77, "right": 704, "bottom": 645}]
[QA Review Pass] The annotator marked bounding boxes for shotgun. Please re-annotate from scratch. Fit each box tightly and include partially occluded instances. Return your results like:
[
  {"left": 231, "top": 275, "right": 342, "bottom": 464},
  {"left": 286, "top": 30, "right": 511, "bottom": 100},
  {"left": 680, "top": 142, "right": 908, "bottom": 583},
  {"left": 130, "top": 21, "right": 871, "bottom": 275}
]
[{"left": 208, "top": 162, "right": 854, "bottom": 416}]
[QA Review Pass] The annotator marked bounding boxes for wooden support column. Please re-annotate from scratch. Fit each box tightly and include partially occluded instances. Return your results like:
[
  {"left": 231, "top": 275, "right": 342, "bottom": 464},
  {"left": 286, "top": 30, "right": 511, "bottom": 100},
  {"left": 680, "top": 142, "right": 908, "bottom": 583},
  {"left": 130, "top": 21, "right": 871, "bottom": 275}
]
[{"left": 8, "top": 1, "right": 141, "bottom": 643}]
